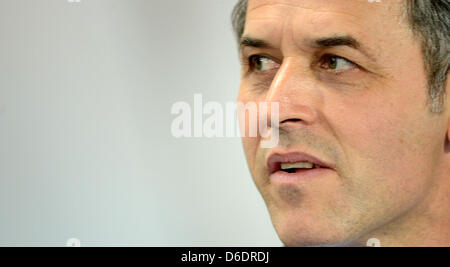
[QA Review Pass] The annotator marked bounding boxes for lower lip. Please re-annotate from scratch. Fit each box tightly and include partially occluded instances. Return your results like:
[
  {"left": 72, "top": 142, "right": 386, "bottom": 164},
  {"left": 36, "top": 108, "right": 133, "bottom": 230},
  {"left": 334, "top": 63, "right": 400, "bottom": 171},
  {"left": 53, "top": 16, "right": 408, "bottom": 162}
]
[{"left": 270, "top": 168, "right": 332, "bottom": 185}]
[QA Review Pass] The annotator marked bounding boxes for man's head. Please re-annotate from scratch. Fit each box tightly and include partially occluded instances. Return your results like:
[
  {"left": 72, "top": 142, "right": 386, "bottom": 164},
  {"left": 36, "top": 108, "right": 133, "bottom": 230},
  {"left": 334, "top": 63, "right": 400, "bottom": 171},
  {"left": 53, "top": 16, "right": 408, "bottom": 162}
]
[{"left": 234, "top": 0, "right": 450, "bottom": 246}]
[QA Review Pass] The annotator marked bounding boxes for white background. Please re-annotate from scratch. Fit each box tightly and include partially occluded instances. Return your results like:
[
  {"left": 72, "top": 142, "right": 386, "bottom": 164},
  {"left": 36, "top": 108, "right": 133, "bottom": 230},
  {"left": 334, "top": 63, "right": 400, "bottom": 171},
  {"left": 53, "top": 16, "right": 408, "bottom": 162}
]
[{"left": 0, "top": 0, "right": 281, "bottom": 246}]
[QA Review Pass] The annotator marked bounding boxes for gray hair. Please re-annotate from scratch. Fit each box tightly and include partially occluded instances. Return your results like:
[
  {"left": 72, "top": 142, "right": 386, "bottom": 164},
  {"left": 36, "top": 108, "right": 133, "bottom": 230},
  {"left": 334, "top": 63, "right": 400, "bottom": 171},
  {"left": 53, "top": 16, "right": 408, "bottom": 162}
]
[{"left": 232, "top": 0, "right": 450, "bottom": 113}]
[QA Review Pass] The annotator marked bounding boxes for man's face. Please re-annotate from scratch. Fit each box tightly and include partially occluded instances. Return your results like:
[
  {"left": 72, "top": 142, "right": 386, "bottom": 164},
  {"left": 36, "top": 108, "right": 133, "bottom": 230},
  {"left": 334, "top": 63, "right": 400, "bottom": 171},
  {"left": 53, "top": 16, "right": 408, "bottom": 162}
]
[{"left": 238, "top": 0, "right": 449, "bottom": 246}]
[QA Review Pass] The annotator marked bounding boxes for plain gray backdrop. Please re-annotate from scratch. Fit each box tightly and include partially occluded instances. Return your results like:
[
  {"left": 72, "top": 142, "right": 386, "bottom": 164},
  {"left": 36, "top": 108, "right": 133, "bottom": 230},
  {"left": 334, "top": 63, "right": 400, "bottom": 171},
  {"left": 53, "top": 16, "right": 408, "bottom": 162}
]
[{"left": 0, "top": 0, "right": 281, "bottom": 246}]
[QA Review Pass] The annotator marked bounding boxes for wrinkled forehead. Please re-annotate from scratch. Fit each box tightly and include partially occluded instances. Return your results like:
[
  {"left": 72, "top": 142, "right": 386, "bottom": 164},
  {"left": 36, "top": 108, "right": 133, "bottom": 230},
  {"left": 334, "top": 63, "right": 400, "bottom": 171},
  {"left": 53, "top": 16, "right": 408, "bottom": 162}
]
[
  {"left": 245, "top": 0, "right": 407, "bottom": 52},
  {"left": 247, "top": 0, "right": 402, "bottom": 14}
]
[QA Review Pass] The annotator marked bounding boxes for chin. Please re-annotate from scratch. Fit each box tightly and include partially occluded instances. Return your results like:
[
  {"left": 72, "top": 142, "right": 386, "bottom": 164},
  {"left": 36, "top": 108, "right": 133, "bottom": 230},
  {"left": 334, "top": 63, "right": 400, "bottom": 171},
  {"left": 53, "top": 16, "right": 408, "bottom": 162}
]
[{"left": 271, "top": 210, "right": 355, "bottom": 247}]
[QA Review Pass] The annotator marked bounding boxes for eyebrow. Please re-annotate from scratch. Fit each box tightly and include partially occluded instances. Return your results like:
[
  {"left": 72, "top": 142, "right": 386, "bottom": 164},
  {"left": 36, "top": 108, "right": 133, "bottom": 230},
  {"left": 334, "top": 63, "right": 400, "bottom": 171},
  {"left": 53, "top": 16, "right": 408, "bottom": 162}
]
[
  {"left": 313, "top": 35, "right": 376, "bottom": 62},
  {"left": 313, "top": 35, "right": 360, "bottom": 49},
  {"left": 240, "top": 35, "right": 360, "bottom": 49},
  {"left": 240, "top": 36, "right": 274, "bottom": 50},
  {"left": 240, "top": 35, "right": 374, "bottom": 62}
]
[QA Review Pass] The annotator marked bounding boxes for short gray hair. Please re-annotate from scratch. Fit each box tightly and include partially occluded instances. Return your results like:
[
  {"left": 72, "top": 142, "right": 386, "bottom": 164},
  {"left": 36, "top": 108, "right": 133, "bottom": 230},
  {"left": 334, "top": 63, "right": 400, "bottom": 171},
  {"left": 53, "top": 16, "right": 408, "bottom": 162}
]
[{"left": 231, "top": 0, "right": 450, "bottom": 113}]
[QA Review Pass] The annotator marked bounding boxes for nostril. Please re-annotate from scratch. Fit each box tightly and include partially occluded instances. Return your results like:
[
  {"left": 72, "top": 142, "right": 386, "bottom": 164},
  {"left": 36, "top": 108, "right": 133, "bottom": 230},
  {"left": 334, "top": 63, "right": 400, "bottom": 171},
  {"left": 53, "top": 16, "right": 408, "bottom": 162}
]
[{"left": 281, "top": 118, "right": 302, "bottom": 124}]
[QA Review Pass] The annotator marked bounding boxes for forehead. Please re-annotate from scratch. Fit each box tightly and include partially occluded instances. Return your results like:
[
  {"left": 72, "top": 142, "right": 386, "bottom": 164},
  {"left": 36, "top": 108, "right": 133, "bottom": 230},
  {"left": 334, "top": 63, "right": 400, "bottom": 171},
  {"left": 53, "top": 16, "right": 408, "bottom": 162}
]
[
  {"left": 245, "top": 0, "right": 406, "bottom": 50},
  {"left": 247, "top": 0, "right": 403, "bottom": 16}
]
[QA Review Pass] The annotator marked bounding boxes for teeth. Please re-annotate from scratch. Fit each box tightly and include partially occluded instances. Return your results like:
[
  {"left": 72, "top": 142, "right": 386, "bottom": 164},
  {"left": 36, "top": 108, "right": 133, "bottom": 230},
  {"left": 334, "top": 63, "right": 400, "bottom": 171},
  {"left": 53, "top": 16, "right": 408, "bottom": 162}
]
[{"left": 281, "top": 162, "right": 314, "bottom": 170}]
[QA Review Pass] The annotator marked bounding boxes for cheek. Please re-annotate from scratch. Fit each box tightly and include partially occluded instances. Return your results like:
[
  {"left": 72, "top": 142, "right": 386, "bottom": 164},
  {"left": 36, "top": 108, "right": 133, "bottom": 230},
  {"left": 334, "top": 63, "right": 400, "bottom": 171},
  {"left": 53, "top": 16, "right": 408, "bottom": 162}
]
[
  {"left": 238, "top": 86, "right": 262, "bottom": 173},
  {"left": 241, "top": 136, "right": 259, "bottom": 170},
  {"left": 329, "top": 91, "right": 439, "bottom": 205}
]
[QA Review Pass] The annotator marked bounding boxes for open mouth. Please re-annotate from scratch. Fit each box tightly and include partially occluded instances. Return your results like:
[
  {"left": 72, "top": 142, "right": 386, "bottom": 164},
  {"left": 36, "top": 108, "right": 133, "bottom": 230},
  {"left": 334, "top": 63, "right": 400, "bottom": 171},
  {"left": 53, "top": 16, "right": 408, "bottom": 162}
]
[
  {"left": 279, "top": 162, "right": 324, "bottom": 173},
  {"left": 266, "top": 152, "right": 334, "bottom": 175}
]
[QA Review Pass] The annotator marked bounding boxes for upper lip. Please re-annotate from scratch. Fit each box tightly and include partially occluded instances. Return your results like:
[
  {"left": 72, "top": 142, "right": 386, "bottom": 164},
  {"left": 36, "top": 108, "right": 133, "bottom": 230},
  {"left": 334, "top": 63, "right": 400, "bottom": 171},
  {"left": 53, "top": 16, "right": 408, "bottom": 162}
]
[{"left": 266, "top": 151, "right": 335, "bottom": 174}]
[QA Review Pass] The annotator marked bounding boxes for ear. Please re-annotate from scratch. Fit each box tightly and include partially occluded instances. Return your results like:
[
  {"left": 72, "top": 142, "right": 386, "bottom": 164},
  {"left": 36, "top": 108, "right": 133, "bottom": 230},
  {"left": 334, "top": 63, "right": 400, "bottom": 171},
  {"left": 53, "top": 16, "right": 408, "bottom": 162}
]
[
  {"left": 447, "top": 114, "right": 450, "bottom": 143},
  {"left": 447, "top": 118, "right": 450, "bottom": 142},
  {"left": 447, "top": 80, "right": 450, "bottom": 142}
]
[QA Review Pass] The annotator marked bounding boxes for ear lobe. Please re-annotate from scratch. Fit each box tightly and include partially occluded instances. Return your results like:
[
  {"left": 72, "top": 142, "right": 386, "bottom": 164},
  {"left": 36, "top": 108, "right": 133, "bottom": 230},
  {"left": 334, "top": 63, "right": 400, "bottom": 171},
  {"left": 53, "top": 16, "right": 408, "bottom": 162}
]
[
  {"left": 446, "top": 79, "right": 450, "bottom": 142},
  {"left": 448, "top": 126, "right": 450, "bottom": 142},
  {"left": 447, "top": 119, "right": 450, "bottom": 142}
]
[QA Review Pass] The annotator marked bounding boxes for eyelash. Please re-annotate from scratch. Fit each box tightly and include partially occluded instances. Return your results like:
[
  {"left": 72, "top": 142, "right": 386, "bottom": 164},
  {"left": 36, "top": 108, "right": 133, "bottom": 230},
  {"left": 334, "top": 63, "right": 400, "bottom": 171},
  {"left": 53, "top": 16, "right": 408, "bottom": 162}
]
[
  {"left": 245, "top": 55, "right": 279, "bottom": 73},
  {"left": 319, "top": 54, "right": 357, "bottom": 72},
  {"left": 245, "top": 54, "right": 358, "bottom": 74}
]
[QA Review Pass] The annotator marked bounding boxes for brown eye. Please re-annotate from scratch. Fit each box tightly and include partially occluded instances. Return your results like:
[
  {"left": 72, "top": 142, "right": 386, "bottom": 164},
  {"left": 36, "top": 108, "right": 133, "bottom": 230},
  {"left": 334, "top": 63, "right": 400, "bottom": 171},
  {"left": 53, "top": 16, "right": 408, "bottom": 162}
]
[
  {"left": 249, "top": 55, "right": 279, "bottom": 71},
  {"left": 321, "top": 55, "right": 356, "bottom": 71}
]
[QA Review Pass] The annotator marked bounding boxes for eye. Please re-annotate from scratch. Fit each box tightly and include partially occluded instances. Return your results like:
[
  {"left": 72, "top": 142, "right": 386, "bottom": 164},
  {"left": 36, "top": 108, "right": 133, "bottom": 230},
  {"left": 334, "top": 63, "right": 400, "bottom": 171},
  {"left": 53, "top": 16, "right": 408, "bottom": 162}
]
[
  {"left": 249, "top": 55, "right": 279, "bottom": 72},
  {"left": 320, "top": 55, "right": 356, "bottom": 71}
]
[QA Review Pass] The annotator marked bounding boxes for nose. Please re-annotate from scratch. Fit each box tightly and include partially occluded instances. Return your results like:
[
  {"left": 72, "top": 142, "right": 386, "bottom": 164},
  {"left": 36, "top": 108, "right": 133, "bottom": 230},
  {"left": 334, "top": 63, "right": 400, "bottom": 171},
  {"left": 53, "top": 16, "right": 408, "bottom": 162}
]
[{"left": 265, "top": 57, "right": 319, "bottom": 127}]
